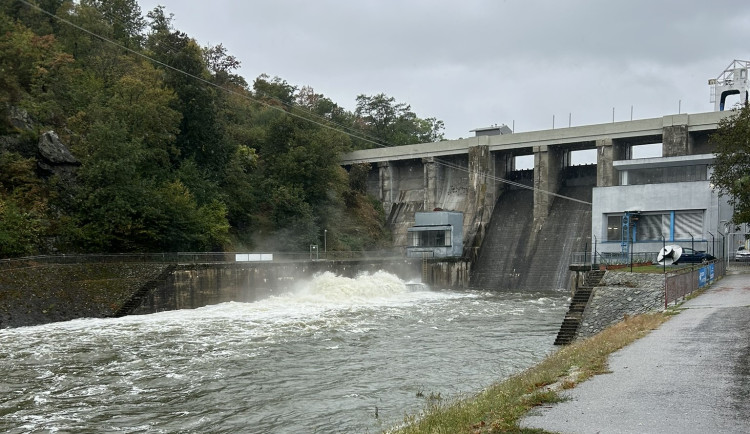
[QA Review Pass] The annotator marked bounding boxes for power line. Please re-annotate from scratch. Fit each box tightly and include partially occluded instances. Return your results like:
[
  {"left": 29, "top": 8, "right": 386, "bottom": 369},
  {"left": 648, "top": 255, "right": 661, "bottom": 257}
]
[
  {"left": 436, "top": 159, "right": 592, "bottom": 205},
  {"left": 17, "top": 0, "right": 387, "bottom": 148},
  {"left": 17, "top": 0, "right": 591, "bottom": 206}
]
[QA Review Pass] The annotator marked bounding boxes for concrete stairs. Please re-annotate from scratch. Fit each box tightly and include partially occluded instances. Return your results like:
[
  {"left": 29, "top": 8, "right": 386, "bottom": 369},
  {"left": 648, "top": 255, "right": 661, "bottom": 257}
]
[
  {"left": 553, "top": 269, "right": 605, "bottom": 345},
  {"left": 111, "top": 265, "right": 175, "bottom": 318}
]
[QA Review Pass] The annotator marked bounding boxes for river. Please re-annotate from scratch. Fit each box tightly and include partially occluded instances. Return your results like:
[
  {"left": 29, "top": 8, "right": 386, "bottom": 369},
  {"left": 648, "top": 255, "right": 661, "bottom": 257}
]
[{"left": 0, "top": 270, "right": 568, "bottom": 433}]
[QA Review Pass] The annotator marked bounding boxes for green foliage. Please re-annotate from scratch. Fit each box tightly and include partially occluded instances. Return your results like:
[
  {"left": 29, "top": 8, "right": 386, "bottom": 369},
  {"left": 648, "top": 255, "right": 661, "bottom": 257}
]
[
  {"left": 0, "top": 2, "right": 439, "bottom": 256},
  {"left": 710, "top": 103, "right": 750, "bottom": 224},
  {"left": 253, "top": 74, "right": 297, "bottom": 107},
  {"left": 0, "top": 198, "right": 42, "bottom": 258},
  {"left": 355, "top": 93, "right": 444, "bottom": 148},
  {"left": 348, "top": 163, "right": 371, "bottom": 194},
  {"left": 83, "top": 0, "right": 145, "bottom": 47},
  {"left": 0, "top": 14, "right": 73, "bottom": 110}
]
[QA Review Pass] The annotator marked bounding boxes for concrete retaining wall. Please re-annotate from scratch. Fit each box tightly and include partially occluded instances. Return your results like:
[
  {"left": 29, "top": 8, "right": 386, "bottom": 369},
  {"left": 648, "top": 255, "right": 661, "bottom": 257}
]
[
  {"left": 0, "top": 260, "right": 424, "bottom": 328},
  {"left": 134, "top": 259, "right": 422, "bottom": 314},
  {"left": 424, "top": 260, "right": 472, "bottom": 288}
]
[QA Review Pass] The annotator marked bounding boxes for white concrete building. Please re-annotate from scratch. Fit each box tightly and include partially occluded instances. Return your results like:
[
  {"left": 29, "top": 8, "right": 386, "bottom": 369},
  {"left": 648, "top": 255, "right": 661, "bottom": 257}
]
[{"left": 591, "top": 153, "right": 732, "bottom": 261}]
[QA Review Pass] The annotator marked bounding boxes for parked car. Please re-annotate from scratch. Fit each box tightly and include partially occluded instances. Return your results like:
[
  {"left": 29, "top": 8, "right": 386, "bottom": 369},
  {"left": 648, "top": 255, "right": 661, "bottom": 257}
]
[
  {"left": 736, "top": 246, "right": 750, "bottom": 261},
  {"left": 675, "top": 247, "right": 715, "bottom": 264}
]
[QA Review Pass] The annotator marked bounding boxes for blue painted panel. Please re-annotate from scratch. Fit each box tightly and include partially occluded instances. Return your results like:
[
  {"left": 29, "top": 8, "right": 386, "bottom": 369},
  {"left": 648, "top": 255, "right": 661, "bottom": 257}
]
[{"left": 698, "top": 267, "right": 707, "bottom": 287}]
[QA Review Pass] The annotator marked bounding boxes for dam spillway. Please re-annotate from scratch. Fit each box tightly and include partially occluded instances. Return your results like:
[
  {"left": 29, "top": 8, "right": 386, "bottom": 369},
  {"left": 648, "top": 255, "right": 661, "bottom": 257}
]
[{"left": 471, "top": 169, "right": 594, "bottom": 291}]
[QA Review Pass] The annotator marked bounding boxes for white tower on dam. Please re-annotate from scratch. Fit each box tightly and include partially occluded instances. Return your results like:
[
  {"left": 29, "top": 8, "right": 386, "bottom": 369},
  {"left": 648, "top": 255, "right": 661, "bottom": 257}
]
[{"left": 710, "top": 59, "right": 749, "bottom": 111}]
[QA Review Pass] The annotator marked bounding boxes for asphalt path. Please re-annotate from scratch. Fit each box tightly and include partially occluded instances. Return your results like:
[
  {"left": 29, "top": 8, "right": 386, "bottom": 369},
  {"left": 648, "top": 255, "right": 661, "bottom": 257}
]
[{"left": 521, "top": 270, "right": 750, "bottom": 434}]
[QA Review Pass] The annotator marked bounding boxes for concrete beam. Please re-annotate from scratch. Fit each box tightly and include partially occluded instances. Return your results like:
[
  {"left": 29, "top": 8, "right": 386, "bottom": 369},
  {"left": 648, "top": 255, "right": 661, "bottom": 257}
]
[{"left": 341, "top": 111, "right": 731, "bottom": 165}]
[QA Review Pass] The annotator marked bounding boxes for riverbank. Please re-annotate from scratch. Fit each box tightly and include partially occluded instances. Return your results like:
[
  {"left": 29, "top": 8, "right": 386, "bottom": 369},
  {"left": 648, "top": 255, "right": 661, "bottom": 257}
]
[
  {"left": 0, "top": 263, "right": 169, "bottom": 328},
  {"left": 393, "top": 266, "right": 742, "bottom": 433},
  {"left": 521, "top": 270, "right": 750, "bottom": 433},
  {"left": 392, "top": 311, "right": 672, "bottom": 433}
]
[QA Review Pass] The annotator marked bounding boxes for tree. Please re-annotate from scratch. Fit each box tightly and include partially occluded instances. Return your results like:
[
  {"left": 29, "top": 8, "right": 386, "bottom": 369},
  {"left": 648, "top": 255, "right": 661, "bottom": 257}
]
[
  {"left": 253, "top": 74, "right": 296, "bottom": 107},
  {"left": 710, "top": 103, "right": 750, "bottom": 224},
  {"left": 296, "top": 85, "right": 352, "bottom": 126},
  {"left": 203, "top": 43, "right": 246, "bottom": 87},
  {"left": 84, "top": 0, "right": 145, "bottom": 47},
  {"left": 0, "top": 152, "right": 47, "bottom": 257},
  {"left": 354, "top": 93, "right": 444, "bottom": 148},
  {"left": 146, "top": 7, "right": 231, "bottom": 176}
]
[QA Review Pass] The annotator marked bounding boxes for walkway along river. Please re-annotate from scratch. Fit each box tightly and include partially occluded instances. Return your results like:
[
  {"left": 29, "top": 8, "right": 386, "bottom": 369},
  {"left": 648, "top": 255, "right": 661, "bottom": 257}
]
[{"left": 0, "top": 271, "right": 568, "bottom": 433}]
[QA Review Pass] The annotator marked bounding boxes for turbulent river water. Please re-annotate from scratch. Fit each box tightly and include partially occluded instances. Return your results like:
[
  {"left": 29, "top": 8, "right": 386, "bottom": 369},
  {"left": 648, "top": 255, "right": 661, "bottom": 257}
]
[{"left": 0, "top": 271, "right": 568, "bottom": 433}]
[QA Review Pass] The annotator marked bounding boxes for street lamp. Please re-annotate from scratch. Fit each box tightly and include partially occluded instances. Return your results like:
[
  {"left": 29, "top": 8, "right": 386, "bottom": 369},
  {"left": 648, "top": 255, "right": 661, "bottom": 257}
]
[{"left": 324, "top": 229, "right": 327, "bottom": 258}]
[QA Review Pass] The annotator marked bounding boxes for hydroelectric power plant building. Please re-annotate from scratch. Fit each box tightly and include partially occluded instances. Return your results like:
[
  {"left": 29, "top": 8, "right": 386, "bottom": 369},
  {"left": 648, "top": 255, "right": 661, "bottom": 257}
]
[{"left": 341, "top": 60, "right": 750, "bottom": 289}]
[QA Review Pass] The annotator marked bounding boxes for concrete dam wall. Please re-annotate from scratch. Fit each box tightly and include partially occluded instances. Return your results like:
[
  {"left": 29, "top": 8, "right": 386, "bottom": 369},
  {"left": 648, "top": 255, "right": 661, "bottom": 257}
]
[
  {"left": 471, "top": 168, "right": 594, "bottom": 291},
  {"left": 133, "top": 259, "right": 422, "bottom": 314}
]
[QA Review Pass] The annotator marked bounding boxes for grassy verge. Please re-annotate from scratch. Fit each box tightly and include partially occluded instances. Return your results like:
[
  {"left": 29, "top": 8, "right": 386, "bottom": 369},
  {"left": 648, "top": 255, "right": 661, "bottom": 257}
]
[{"left": 393, "top": 312, "right": 670, "bottom": 433}]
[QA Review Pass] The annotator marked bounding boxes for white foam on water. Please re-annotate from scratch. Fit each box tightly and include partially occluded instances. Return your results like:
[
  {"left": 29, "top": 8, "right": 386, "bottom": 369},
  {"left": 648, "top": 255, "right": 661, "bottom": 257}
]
[{"left": 0, "top": 279, "right": 569, "bottom": 434}]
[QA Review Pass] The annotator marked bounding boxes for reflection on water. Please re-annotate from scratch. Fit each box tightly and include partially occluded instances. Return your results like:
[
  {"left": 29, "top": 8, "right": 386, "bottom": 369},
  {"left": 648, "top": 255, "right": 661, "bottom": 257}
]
[{"left": 0, "top": 271, "right": 568, "bottom": 433}]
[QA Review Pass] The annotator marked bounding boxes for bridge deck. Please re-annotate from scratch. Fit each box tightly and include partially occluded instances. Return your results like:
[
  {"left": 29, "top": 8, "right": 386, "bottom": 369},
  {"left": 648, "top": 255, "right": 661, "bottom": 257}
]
[{"left": 341, "top": 111, "right": 729, "bottom": 164}]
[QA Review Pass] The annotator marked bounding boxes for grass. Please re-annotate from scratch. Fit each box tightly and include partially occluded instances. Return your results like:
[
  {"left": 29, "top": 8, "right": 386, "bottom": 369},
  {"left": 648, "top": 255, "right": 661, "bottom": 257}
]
[{"left": 391, "top": 312, "right": 671, "bottom": 434}]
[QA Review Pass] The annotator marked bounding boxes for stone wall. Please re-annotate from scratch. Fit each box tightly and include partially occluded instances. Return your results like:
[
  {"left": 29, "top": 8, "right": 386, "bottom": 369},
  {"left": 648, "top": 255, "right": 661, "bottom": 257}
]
[
  {"left": 0, "top": 263, "right": 171, "bottom": 328},
  {"left": 577, "top": 271, "right": 666, "bottom": 339}
]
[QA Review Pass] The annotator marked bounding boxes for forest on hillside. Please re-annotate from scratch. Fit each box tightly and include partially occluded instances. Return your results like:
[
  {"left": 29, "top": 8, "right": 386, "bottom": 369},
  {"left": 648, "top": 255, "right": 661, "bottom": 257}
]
[{"left": 0, "top": 0, "right": 445, "bottom": 258}]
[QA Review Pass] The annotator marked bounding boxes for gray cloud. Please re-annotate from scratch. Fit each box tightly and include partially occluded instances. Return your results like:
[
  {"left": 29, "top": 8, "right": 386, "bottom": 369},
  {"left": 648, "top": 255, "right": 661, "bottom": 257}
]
[{"left": 138, "top": 0, "right": 750, "bottom": 138}]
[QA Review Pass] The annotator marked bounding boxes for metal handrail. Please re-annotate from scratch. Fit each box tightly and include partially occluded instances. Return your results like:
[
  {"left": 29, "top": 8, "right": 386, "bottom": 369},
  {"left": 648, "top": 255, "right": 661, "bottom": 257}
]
[{"left": 0, "top": 249, "right": 406, "bottom": 270}]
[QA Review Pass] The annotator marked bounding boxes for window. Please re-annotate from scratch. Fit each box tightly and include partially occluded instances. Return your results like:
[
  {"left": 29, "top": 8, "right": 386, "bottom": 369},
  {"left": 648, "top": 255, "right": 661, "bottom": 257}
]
[
  {"left": 674, "top": 211, "right": 703, "bottom": 240},
  {"left": 637, "top": 213, "right": 669, "bottom": 241},
  {"left": 604, "top": 210, "right": 704, "bottom": 242},
  {"left": 411, "top": 229, "right": 451, "bottom": 247},
  {"left": 623, "top": 165, "right": 708, "bottom": 185},
  {"left": 606, "top": 215, "right": 622, "bottom": 241}
]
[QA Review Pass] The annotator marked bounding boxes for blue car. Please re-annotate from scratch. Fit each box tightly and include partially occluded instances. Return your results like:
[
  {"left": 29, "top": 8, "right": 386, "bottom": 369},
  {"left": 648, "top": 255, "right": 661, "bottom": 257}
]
[{"left": 675, "top": 247, "right": 715, "bottom": 264}]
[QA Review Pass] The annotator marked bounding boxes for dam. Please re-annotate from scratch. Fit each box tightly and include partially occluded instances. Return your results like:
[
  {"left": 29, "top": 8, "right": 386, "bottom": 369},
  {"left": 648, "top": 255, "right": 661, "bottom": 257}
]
[
  {"left": 471, "top": 167, "right": 595, "bottom": 290},
  {"left": 341, "top": 110, "right": 731, "bottom": 290}
]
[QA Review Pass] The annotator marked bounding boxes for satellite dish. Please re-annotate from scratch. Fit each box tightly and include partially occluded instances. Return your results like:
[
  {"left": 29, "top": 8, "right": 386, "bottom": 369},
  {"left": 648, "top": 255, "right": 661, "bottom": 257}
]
[
  {"left": 657, "top": 245, "right": 682, "bottom": 265},
  {"left": 672, "top": 245, "right": 683, "bottom": 263}
]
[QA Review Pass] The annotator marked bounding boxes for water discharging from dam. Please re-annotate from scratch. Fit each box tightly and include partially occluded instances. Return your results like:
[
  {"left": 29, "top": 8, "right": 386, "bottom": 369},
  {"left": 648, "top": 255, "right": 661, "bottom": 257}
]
[
  {"left": 472, "top": 180, "right": 593, "bottom": 291},
  {"left": 0, "top": 271, "right": 567, "bottom": 433}
]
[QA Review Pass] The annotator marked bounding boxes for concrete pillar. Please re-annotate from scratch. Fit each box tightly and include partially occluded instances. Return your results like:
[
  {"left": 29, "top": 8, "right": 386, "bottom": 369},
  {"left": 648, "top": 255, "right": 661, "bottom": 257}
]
[
  {"left": 468, "top": 146, "right": 493, "bottom": 204},
  {"left": 596, "top": 138, "right": 619, "bottom": 187},
  {"left": 533, "top": 145, "right": 563, "bottom": 227},
  {"left": 662, "top": 125, "right": 691, "bottom": 157},
  {"left": 423, "top": 157, "right": 437, "bottom": 211},
  {"left": 464, "top": 146, "right": 495, "bottom": 258},
  {"left": 378, "top": 161, "right": 392, "bottom": 215}
]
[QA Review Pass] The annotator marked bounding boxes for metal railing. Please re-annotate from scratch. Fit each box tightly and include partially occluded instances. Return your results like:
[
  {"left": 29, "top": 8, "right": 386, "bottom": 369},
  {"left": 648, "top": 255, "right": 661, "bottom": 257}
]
[
  {"left": 664, "top": 259, "right": 725, "bottom": 307},
  {"left": 570, "top": 251, "right": 726, "bottom": 308},
  {"left": 570, "top": 251, "right": 659, "bottom": 268},
  {"left": 0, "top": 249, "right": 405, "bottom": 270}
]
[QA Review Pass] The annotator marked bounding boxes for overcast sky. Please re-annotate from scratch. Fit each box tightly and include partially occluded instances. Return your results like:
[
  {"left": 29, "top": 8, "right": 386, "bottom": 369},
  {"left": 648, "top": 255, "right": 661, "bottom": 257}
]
[{"left": 136, "top": 0, "right": 750, "bottom": 140}]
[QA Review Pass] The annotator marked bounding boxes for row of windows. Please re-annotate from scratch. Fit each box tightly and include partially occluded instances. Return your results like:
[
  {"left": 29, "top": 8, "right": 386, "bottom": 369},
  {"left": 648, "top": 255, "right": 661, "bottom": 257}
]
[
  {"left": 621, "top": 165, "right": 708, "bottom": 186},
  {"left": 606, "top": 211, "right": 703, "bottom": 242},
  {"left": 410, "top": 230, "right": 452, "bottom": 247}
]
